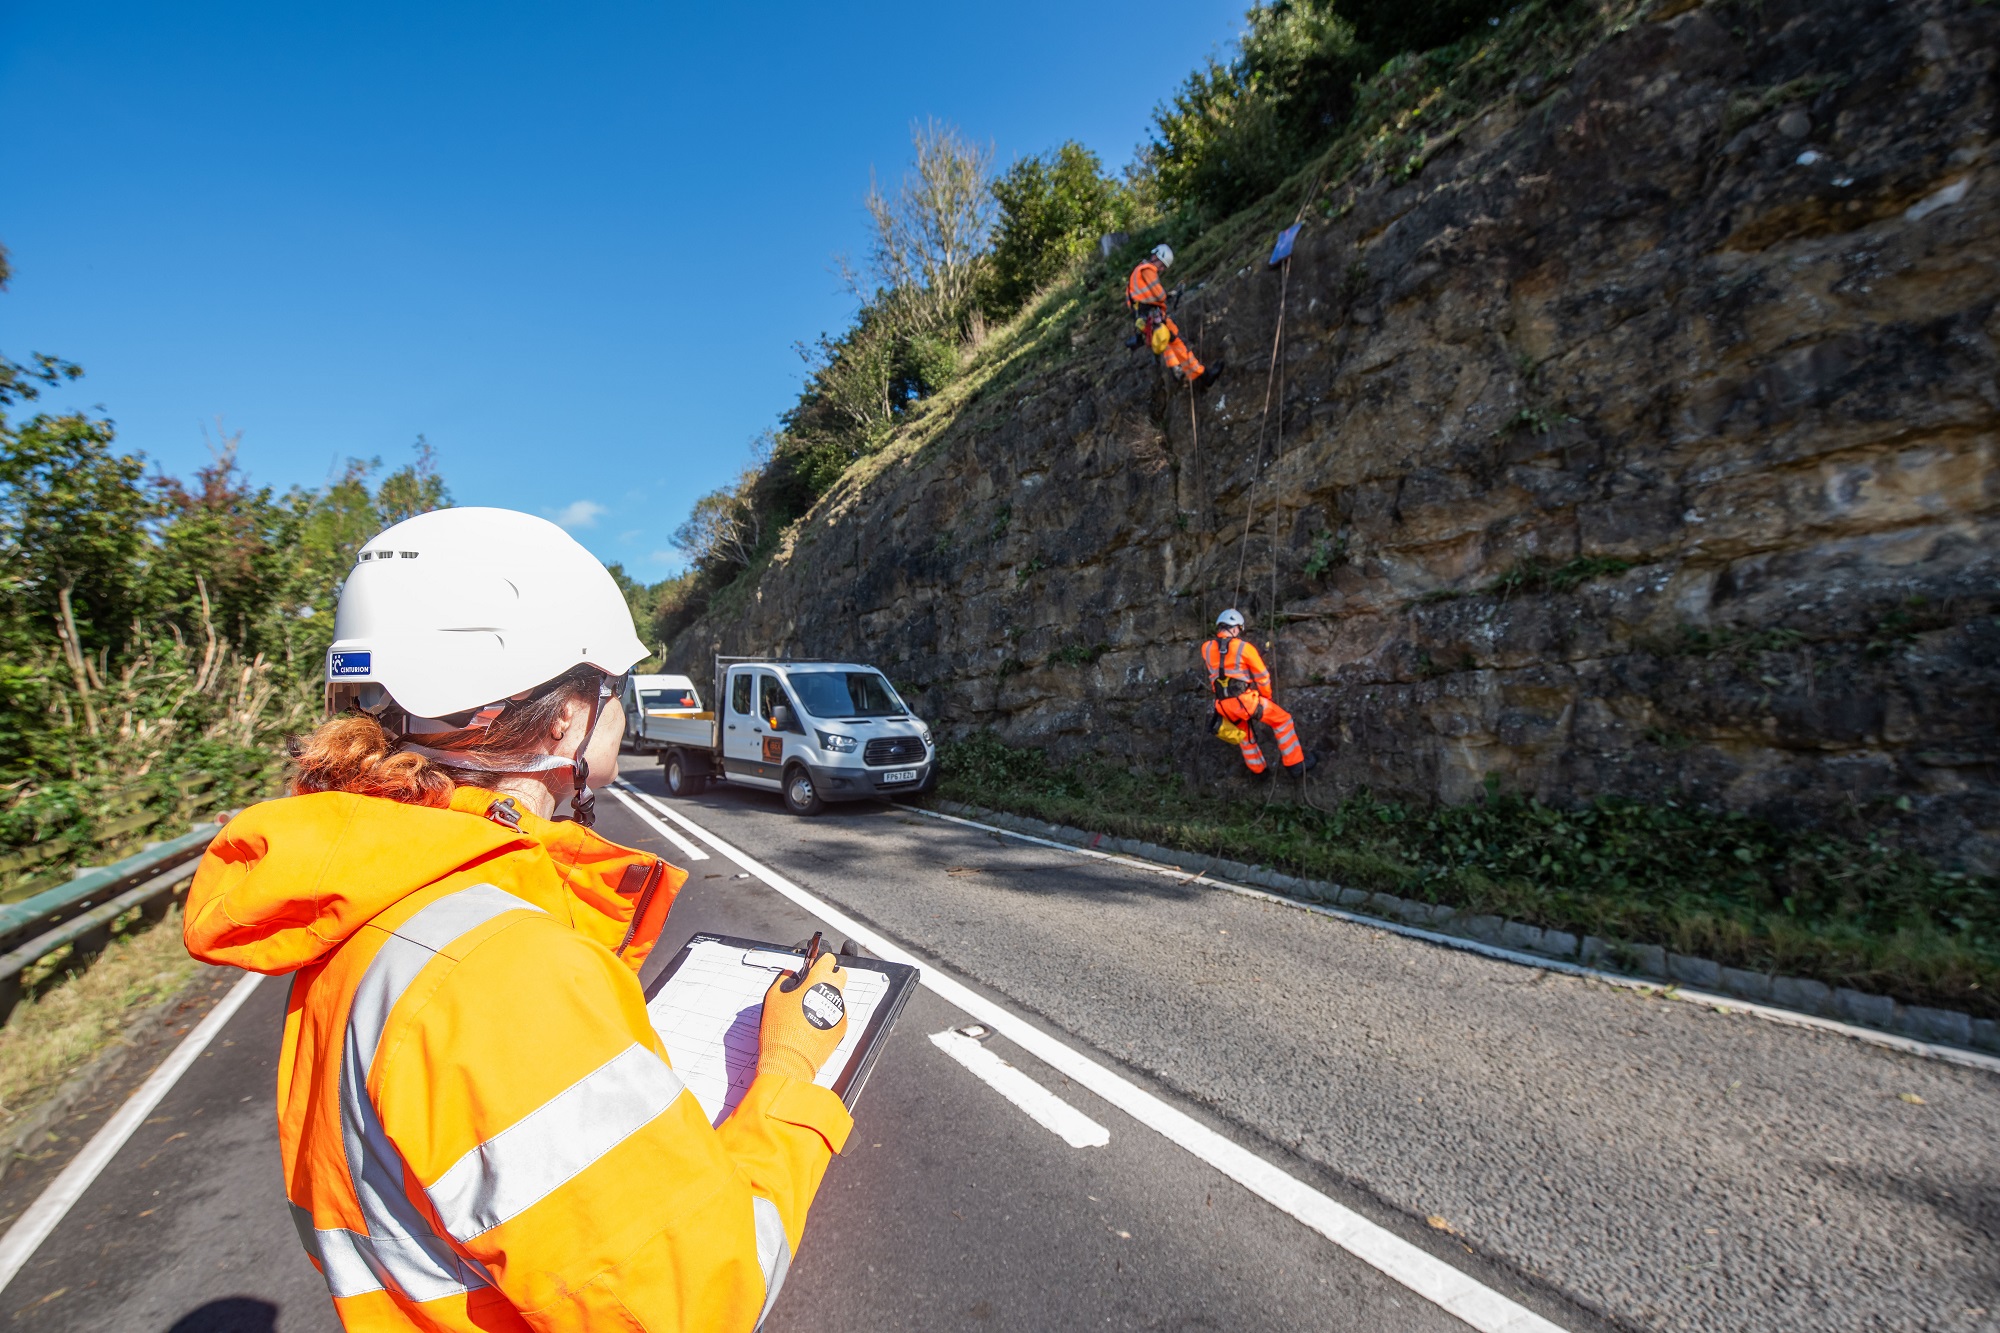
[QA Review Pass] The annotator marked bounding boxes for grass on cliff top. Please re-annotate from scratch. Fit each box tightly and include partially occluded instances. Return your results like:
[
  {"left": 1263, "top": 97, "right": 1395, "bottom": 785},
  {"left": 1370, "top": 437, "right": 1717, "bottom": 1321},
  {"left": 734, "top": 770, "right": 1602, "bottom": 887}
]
[
  {"left": 929, "top": 733, "right": 2000, "bottom": 1018},
  {"left": 0, "top": 903, "right": 201, "bottom": 1130}
]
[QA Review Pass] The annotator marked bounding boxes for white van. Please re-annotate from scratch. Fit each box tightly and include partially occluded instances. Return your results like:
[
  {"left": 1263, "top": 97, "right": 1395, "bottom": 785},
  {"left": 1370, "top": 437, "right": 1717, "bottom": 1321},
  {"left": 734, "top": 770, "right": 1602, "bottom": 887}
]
[{"left": 646, "top": 657, "right": 934, "bottom": 814}]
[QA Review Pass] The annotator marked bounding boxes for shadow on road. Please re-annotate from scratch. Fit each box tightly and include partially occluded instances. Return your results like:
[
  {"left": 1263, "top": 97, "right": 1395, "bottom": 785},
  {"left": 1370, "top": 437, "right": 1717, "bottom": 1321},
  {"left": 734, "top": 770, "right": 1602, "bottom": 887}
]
[{"left": 165, "top": 1297, "right": 278, "bottom": 1332}]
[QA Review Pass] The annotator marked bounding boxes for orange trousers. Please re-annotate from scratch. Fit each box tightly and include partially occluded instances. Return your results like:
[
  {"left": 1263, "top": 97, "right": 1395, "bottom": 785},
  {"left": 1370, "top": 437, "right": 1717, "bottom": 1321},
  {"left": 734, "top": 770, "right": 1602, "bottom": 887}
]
[
  {"left": 1215, "top": 693, "right": 1303, "bottom": 772},
  {"left": 1139, "top": 311, "right": 1204, "bottom": 383}
]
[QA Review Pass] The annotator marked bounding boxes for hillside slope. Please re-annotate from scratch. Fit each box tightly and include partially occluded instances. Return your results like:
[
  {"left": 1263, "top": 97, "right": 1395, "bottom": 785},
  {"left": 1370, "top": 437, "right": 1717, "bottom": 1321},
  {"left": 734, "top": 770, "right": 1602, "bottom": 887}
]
[{"left": 668, "top": 0, "right": 1998, "bottom": 872}]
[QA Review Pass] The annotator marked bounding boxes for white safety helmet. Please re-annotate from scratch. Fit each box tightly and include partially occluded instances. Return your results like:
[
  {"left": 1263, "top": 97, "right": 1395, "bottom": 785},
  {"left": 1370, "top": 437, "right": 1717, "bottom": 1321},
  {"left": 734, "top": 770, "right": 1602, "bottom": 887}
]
[
  {"left": 1216, "top": 608, "right": 1245, "bottom": 630},
  {"left": 325, "top": 507, "right": 648, "bottom": 724},
  {"left": 1152, "top": 243, "right": 1175, "bottom": 268}
]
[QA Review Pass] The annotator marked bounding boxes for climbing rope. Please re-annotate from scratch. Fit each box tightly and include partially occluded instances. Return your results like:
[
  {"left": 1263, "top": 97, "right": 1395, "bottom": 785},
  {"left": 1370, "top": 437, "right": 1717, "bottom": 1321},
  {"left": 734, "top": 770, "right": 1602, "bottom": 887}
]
[{"left": 1233, "top": 253, "right": 1291, "bottom": 612}]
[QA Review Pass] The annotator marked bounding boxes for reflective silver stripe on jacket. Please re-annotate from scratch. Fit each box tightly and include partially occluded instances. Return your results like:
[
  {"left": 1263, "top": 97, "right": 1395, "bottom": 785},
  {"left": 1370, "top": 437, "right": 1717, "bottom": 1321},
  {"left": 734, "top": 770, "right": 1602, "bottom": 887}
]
[
  {"left": 301, "top": 884, "right": 544, "bottom": 1301},
  {"left": 424, "top": 1042, "right": 686, "bottom": 1243},
  {"left": 752, "top": 1194, "right": 793, "bottom": 1329}
]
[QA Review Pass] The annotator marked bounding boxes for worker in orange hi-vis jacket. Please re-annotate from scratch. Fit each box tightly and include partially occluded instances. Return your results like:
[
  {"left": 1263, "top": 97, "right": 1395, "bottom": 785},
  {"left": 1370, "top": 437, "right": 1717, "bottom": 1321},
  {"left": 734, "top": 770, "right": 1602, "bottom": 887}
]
[
  {"left": 1201, "top": 608, "right": 1313, "bottom": 775},
  {"left": 183, "top": 506, "right": 852, "bottom": 1333},
  {"left": 1125, "top": 243, "right": 1209, "bottom": 385}
]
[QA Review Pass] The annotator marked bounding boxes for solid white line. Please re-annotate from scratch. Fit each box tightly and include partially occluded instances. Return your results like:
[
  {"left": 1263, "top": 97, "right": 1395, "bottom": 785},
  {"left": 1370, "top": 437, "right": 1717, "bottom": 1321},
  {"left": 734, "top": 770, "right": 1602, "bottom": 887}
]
[
  {"left": 901, "top": 803, "right": 2000, "bottom": 1077},
  {"left": 0, "top": 970, "right": 266, "bottom": 1297},
  {"left": 626, "top": 793, "right": 1567, "bottom": 1333},
  {"left": 605, "top": 782, "right": 709, "bottom": 862},
  {"left": 930, "top": 1030, "right": 1110, "bottom": 1149}
]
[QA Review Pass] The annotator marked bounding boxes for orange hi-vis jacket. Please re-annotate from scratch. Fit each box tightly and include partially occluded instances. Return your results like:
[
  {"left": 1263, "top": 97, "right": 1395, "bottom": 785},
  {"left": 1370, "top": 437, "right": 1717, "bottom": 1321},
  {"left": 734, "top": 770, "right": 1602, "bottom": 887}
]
[
  {"left": 184, "top": 786, "right": 852, "bottom": 1332},
  {"left": 1201, "top": 633, "right": 1273, "bottom": 698},
  {"left": 1126, "top": 259, "right": 1167, "bottom": 310}
]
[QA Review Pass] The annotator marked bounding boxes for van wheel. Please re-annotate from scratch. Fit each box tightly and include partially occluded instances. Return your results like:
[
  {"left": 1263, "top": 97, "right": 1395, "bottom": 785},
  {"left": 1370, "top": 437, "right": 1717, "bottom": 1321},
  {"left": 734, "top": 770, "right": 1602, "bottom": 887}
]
[
  {"left": 665, "top": 751, "right": 705, "bottom": 798},
  {"left": 783, "top": 765, "right": 824, "bottom": 816}
]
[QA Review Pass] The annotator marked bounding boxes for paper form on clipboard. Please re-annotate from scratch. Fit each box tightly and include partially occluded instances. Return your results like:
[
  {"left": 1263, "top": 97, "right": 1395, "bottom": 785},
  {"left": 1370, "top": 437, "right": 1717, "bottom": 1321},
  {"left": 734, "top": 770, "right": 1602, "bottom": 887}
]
[{"left": 643, "top": 934, "right": 918, "bottom": 1124}]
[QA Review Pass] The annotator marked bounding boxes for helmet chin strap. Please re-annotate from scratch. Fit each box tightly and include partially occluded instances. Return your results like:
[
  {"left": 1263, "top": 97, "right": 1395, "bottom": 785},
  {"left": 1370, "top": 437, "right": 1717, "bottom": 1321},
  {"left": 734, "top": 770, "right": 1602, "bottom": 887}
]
[{"left": 557, "top": 687, "right": 606, "bottom": 828}]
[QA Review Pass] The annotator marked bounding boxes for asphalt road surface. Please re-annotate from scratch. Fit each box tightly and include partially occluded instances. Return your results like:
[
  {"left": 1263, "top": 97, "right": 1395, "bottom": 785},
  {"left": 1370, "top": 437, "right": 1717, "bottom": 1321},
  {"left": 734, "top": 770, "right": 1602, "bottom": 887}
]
[{"left": 2, "top": 754, "right": 1993, "bottom": 1331}]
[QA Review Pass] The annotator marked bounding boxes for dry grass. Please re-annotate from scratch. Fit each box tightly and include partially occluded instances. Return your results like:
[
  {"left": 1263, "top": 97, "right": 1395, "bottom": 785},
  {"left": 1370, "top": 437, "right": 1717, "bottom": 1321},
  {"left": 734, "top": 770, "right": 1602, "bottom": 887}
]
[{"left": 0, "top": 905, "right": 201, "bottom": 1129}]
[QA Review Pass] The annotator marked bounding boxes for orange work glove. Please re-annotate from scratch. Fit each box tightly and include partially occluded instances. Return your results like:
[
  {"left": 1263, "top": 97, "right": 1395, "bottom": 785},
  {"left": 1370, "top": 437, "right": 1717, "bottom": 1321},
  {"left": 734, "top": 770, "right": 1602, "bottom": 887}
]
[{"left": 757, "top": 950, "right": 849, "bottom": 1082}]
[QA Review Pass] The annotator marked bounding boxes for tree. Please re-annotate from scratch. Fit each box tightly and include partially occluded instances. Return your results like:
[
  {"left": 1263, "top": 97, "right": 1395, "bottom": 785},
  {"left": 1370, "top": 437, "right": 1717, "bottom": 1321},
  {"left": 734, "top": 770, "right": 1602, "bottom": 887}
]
[
  {"left": 865, "top": 120, "right": 995, "bottom": 335},
  {"left": 375, "top": 435, "right": 449, "bottom": 524},
  {"left": 983, "top": 142, "right": 1124, "bottom": 318},
  {"left": 0, "top": 412, "right": 154, "bottom": 656}
]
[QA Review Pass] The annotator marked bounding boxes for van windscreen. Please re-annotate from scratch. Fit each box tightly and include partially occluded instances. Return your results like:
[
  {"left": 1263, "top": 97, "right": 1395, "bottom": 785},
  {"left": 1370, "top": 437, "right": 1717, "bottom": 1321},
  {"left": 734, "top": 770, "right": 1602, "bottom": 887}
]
[{"left": 787, "top": 671, "right": 904, "bottom": 718}]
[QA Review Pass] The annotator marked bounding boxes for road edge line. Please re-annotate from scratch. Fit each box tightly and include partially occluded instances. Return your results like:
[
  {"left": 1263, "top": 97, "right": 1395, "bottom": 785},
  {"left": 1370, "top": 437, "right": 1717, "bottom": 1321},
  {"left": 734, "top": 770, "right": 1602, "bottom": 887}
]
[
  {"left": 0, "top": 970, "right": 266, "bottom": 1296},
  {"left": 604, "top": 783, "right": 709, "bottom": 861},
  {"left": 627, "top": 792, "right": 1569, "bottom": 1333},
  {"left": 901, "top": 802, "right": 2000, "bottom": 1078}
]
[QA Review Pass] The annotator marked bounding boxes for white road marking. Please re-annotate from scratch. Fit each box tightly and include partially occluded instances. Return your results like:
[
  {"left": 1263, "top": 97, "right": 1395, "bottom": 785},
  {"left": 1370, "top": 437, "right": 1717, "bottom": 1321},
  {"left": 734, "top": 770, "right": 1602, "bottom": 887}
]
[
  {"left": 930, "top": 1030, "right": 1110, "bottom": 1149},
  {"left": 621, "top": 790, "right": 1570, "bottom": 1333},
  {"left": 0, "top": 970, "right": 266, "bottom": 1296},
  {"left": 605, "top": 783, "right": 709, "bottom": 861},
  {"left": 905, "top": 803, "right": 2000, "bottom": 1076}
]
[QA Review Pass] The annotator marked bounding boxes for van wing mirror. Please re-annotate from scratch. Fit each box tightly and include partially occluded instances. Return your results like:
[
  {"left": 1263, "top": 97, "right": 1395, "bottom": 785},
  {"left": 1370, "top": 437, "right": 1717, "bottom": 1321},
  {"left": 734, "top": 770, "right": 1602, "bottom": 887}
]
[{"left": 770, "top": 704, "right": 796, "bottom": 732}]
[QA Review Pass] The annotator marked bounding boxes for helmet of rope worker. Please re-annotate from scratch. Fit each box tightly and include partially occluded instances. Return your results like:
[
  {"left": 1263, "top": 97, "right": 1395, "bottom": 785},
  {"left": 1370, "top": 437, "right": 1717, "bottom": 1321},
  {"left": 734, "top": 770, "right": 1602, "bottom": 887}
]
[{"left": 322, "top": 506, "right": 648, "bottom": 828}]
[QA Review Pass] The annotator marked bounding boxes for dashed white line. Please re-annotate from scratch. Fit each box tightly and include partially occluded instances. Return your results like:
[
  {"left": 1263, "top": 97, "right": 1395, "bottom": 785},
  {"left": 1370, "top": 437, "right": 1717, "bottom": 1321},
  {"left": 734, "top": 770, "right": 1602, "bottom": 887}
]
[
  {"left": 605, "top": 783, "right": 709, "bottom": 861},
  {"left": 930, "top": 1029, "right": 1110, "bottom": 1148},
  {"left": 0, "top": 970, "right": 267, "bottom": 1297},
  {"left": 615, "top": 786, "right": 1571, "bottom": 1333}
]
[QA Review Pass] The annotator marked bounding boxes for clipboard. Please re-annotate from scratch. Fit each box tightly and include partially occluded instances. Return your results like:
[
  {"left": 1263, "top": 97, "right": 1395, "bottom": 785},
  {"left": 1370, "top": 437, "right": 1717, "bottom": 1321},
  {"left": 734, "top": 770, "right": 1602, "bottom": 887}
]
[{"left": 642, "top": 933, "right": 919, "bottom": 1124}]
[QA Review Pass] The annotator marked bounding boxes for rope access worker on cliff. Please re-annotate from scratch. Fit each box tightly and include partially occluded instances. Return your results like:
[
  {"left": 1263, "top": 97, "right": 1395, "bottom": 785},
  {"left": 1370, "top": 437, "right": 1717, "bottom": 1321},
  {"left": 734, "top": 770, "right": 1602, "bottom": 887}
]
[
  {"left": 1203, "top": 608, "right": 1313, "bottom": 776},
  {"left": 1126, "top": 243, "right": 1211, "bottom": 386},
  {"left": 182, "top": 506, "right": 854, "bottom": 1332}
]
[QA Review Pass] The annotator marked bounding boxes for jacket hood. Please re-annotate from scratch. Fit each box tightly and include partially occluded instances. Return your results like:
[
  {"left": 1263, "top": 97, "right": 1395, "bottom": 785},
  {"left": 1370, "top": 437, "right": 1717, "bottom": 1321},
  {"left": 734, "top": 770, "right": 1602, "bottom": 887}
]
[{"left": 184, "top": 788, "right": 682, "bottom": 975}]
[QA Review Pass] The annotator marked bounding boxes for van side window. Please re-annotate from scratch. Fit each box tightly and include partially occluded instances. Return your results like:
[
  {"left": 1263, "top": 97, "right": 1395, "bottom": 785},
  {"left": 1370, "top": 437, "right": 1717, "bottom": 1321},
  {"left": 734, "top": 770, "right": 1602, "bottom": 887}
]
[
  {"left": 759, "top": 675, "right": 791, "bottom": 726},
  {"left": 730, "top": 671, "right": 752, "bottom": 716}
]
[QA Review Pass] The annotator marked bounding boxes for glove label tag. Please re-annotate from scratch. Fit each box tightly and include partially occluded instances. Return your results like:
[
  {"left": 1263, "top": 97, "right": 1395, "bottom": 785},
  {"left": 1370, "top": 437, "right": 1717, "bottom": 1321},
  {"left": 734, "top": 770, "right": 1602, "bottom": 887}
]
[{"left": 801, "top": 983, "right": 845, "bottom": 1030}]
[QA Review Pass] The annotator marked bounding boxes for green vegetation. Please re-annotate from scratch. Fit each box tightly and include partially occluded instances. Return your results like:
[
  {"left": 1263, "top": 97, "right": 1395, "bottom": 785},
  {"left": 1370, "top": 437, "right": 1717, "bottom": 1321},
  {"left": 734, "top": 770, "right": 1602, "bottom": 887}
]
[
  {"left": 1411, "top": 555, "right": 1636, "bottom": 607},
  {"left": 1484, "top": 555, "right": 1634, "bottom": 597},
  {"left": 934, "top": 733, "right": 2000, "bottom": 1017},
  {"left": 1302, "top": 532, "right": 1349, "bottom": 580},
  {"left": 0, "top": 243, "right": 452, "bottom": 893},
  {"left": 1047, "top": 642, "right": 1111, "bottom": 668},
  {"left": 982, "top": 143, "right": 1135, "bottom": 319},
  {"left": 0, "top": 902, "right": 200, "bottom": 1127}
]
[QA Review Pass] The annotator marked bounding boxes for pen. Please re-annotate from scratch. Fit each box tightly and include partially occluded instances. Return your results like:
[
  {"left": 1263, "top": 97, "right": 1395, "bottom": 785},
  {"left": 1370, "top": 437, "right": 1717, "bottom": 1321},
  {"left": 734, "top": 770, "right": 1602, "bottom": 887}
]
[{"left": 795, "top": 931, "right": 824, "bottom": 983}]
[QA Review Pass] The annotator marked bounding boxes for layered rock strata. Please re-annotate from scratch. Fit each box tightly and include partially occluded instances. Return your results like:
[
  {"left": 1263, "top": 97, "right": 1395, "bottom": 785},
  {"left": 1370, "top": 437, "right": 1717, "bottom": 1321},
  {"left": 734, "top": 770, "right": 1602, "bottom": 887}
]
[{"left": 670, "top": 0, "right": 1999, "bottom": 870}]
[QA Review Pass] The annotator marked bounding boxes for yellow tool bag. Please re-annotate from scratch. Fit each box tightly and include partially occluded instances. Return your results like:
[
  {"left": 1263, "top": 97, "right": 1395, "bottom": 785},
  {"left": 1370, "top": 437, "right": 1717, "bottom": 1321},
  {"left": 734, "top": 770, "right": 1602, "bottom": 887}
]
[{"left": 1215, "top": 718, "right": 1249, "bottom": 746}]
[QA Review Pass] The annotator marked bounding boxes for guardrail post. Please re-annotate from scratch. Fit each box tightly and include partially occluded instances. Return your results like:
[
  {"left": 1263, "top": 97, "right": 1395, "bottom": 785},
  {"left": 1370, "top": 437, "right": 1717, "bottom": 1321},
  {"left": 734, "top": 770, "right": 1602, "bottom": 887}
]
[
  {"left": 69, "top": 919, "right": 113, "bottom": 966},
  {"left": 0, "top": 973, "right": 18, "bottom": 1028}
]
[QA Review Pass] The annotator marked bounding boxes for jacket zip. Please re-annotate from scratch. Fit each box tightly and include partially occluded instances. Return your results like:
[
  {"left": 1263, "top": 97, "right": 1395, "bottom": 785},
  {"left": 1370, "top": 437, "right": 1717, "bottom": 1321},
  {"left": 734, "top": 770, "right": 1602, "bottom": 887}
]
[{"left": 616, "top": 859, "right": 667, "bottom": 957}]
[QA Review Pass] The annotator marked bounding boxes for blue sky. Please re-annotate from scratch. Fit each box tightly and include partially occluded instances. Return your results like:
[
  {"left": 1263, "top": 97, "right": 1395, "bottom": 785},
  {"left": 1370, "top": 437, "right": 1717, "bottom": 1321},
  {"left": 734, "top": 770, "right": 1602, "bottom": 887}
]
[{"left": 0, "top": 1, "right": 1244, "bottom": 577}]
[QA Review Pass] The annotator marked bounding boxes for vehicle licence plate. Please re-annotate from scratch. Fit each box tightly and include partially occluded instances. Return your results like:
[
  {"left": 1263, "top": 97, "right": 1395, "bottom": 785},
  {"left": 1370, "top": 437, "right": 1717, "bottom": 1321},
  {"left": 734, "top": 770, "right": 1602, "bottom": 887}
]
[{"left": 882, "top": 769, "right": 918, "bottom": 784}]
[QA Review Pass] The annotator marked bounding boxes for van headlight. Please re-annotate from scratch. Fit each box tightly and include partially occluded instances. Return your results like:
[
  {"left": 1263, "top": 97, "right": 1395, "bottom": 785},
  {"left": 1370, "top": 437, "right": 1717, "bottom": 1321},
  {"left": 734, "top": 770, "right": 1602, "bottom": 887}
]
[
  {"left": 920, "top": 728, "right": 933, "bottom": 748},
  {"left": 816, "top": 730, "right": 857, "bottom": 753}
]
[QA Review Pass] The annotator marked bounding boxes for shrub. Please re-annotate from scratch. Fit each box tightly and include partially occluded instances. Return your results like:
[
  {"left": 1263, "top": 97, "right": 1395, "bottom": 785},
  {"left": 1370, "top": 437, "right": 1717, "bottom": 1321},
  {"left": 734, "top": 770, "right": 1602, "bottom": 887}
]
[{"left": 982, "top": 143, "right": 1129, "bottom": 319}]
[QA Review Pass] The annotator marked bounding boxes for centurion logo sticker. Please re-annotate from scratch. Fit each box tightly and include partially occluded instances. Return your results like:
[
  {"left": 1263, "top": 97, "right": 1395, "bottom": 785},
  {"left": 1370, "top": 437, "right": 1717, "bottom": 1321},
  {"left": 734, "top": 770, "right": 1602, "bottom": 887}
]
[
  {"left": 801, "top": 982, "right": 845, "bottom": 1030},
  {"left": 329, "top": 651, "right": 373, "bottom": 677}
]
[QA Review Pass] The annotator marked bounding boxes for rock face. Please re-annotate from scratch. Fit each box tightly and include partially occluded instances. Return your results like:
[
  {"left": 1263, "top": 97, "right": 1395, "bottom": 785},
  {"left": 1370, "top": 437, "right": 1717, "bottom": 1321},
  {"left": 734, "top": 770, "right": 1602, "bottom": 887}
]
[{"left": 669, "top": 0, "right": 2000, "bottom": 872}]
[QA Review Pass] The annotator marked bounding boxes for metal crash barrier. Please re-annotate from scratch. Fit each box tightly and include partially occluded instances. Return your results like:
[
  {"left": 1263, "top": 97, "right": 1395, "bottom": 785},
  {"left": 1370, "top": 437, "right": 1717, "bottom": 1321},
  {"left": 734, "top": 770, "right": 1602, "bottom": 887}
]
[{"left": 0, "top": 822, "right": 223, "bottom": 1026}]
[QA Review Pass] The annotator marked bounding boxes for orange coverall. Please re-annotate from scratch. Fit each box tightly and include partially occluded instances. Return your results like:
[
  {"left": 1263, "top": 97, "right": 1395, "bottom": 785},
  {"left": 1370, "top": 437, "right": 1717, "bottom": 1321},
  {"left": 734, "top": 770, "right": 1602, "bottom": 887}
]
[
  {"left": 1201, "top": 633, "right": 1304, "bottom": 773},
  {"left": 1126, "top": 260, "right": 1204, "bottom": 383},
  {"left": 184, "top": 785, "right": 850, "bottom": 1332}
]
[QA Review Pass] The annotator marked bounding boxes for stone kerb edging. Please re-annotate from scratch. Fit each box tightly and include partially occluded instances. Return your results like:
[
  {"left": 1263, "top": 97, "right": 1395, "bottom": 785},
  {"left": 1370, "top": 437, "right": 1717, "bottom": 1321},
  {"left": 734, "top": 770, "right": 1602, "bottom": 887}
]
[{"left": 921, "top": 798, "right": 2000, "bottom": 1061}]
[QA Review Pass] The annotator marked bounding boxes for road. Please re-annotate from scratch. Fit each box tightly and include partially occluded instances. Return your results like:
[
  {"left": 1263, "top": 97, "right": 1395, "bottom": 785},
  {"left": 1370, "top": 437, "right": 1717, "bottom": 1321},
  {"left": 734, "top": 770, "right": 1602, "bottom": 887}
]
[{"left": 1, "top": 753, "right": 1994, "bottom": 1331}]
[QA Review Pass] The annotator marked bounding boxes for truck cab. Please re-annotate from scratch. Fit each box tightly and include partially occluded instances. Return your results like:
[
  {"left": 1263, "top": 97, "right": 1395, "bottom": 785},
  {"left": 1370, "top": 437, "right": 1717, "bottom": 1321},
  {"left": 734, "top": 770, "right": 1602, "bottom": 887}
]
[{"left": 656, "top": 658, "right": 934, "bottom": 815}]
